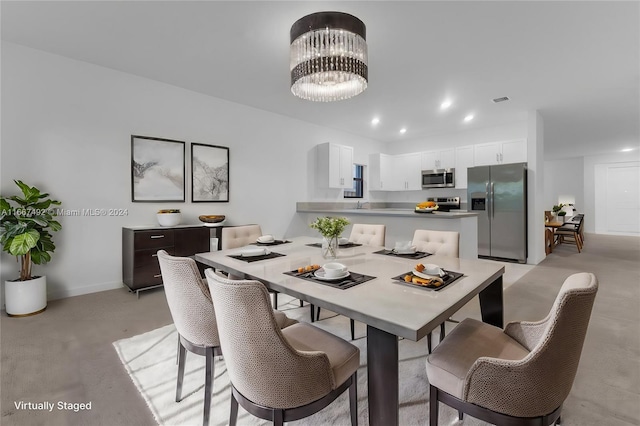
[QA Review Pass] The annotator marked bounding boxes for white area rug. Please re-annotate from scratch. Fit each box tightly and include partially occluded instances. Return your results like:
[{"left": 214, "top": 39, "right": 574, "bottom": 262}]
[{"left": 113, "top": 296, "right": 495, "bottom": 426}]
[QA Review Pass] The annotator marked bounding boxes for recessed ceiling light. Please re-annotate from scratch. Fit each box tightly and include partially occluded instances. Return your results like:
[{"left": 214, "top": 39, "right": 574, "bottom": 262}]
[
  {"left": 400, "top": 128, "right": 407, "bottom": 134},
  {"left": 440, "top": 100, "right": 452, "bottom": 110},
  {"left": 621, "top": 148, "right": 634, "bottom": 152},
  {"left": 464, "top": 114, "right": 474, "bottom": 122},
  {"left": 371, "top": 117, "right": 380, "bottom": 125}
]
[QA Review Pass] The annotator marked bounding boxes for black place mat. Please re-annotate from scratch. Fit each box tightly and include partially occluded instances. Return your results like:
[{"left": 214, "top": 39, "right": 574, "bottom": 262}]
[
  {"left": 228, "top": 252, "right": 286, "bottom": 263},
  {"left": 373, "top": 249, "right": 432, "bottom": 260},
  {"left": 305, "top": 242, "right": 362, "bottom": 249},
  {"left": 251, "top": 240, "right": 291, "bottom": 246},
  {"left": 392, "top": 270, "right": 464, "bottom": 291},
  {"left": 284, "top": 269, "right": 375, "bottom": 290}
]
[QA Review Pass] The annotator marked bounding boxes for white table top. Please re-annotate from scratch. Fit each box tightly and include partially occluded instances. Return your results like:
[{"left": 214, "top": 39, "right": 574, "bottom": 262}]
[{"left": 195, "top": 237, "right": 504, "bottom": 341}]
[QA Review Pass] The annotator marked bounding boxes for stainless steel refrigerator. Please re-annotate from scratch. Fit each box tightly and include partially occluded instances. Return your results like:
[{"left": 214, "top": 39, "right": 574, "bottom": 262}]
[{"left": 468, "top": 163, "right": 527, "bottom": 263}]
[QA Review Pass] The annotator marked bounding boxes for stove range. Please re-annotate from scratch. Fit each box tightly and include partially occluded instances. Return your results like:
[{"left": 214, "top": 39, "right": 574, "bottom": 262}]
[{"left": 427, "top": 197, "right": 460, "bottom": 212}]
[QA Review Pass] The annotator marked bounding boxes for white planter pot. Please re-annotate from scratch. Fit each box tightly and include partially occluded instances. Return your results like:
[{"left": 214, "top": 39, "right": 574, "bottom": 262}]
[{"left": 5, "top": 276, "right": 47, "bottom": 316}]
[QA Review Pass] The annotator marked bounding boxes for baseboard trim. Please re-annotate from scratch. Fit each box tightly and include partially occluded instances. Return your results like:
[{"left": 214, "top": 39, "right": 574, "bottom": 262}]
[{"left": 47, "top": 280, "right": 125, "bottom": 301}]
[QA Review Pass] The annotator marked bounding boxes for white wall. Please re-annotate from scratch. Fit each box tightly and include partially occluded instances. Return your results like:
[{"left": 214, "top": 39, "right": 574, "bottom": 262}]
[
  {"left": 0, "top": 42, "right": 384, "bottom": 301},
  {"left": 543, "top": 157, "right": 585, "bottom": 212}
]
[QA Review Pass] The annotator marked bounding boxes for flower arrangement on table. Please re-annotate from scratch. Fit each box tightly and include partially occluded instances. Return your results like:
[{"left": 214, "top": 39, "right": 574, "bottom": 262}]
[{"left": 309, "top": 216, "right": 350, "bottom": 259}]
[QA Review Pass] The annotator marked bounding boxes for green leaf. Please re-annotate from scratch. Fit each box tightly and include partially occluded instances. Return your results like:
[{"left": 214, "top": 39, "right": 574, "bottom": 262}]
[
  {"left": 9, "top": 229, "right": 40, "bottom": 256},
  {"left": 49, "top": 220, "right": 62, "bottom": 232}
]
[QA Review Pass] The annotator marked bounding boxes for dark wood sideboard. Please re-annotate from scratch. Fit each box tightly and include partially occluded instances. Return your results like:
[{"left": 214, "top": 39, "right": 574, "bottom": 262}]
[{"left": 122, "top": 225, "right": 215, "bottom": 297}]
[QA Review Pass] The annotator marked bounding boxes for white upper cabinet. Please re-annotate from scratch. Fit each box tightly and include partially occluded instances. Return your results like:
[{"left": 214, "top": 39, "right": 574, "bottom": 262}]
[
  {"left": 474, "top": 139, "right": 527, "bottom": 166},
  {"left": 421, "top": 149, "right": 455, "bottom": 170},
  {"left": 454, "top": 145, "right": 474, "bottom": 189},
  {"left": 317, "top": 142, "right": 354, "bottom": 189},
  {"left": 394, "top": 153, "right": 422, "bottom": 190},
  {"left": 369, "top": 153, "right": 394, "bottom": 190}
]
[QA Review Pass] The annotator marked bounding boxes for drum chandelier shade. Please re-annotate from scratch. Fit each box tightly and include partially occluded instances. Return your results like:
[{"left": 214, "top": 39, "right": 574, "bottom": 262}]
[{"left": 290, "top": 11, "right": 368, "bottom": 102}]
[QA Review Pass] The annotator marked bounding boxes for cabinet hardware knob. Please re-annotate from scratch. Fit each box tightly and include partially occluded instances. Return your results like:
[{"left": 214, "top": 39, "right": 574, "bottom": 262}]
[
  {"left": 150, "top": 235, "right": 165, "bottom": 239},
  {"left": 153, "top": 274, "right": 162, "bottom": 278}
]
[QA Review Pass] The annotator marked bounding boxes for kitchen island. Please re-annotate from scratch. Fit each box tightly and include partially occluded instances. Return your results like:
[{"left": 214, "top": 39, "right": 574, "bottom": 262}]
[{"left": 296, "top": 203, "right": 478, "bottom": 259}]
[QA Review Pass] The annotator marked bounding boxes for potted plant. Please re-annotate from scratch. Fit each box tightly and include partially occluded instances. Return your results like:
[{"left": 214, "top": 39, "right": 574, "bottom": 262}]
[
  {"left": 557, "top": 210, "right": 568, "bottom": 222},
  {"left": 0, "top": 180, "right": 61, "bottom": 316},
  {"left": 552, "top": 204, "right": 564, "bottom": 221},
  {"left": 310, "top": 216, "right": 350, "bottom": 259}
]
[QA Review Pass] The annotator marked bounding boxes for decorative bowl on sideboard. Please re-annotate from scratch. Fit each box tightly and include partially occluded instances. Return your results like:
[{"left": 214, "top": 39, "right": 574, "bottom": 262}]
[{"left": 199, "top": 215, "right": 226, "bottom": 227}]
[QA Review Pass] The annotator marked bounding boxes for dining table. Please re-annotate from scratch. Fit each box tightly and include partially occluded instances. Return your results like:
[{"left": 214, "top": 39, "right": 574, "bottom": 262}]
[{"left": 195, "top": 236, "right": 505, "bottom": 426}]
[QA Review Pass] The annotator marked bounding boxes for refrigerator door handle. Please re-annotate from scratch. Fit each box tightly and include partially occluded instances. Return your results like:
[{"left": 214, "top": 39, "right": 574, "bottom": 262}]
[
  {"left": 485, "top": 182, "right": 490, "bottom": 217},
  {"left": 490, "top": 182, "right": 495, "bottom": 218}
]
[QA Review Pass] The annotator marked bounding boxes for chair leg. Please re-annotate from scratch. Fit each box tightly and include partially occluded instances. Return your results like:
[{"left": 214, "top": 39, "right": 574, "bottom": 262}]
[
  {"left": 439, "top": 322, "right": 446, "bottom": 342},
  {"left": 176, "top": 340, "right": 187, "bottom": 402},
  {"left": 176, "top": 335, "right": 180, "bottom": 364},
  {"left": 316, "top": 306, "right": 322, "bottom": 321},
  {"left": 427, "top": 332, "right": 432, "bottom": 354},
  {"left": 299, "top": 299, "right": 304, "bottom": 307},
  {"left": 273, "top": 409, "right": 284, "bottom": 426},
  {"left": 273, "top": 292, "right": 278, "bottom": 309},
  {"left": 458, "top": 410, "right": 463, "bottom": 420},
  {"left": 429, "top": 385, "right": 439, "bottom": 426},
  {"left": 310, "top": 304, "right": 315, "bottom": 322},
  {"left": 229, "top": 390, "right": 239, "bottom": 426},
  {"left": 203, "top": 347, "right": 214, "bottom": 426},
  {"left": 350, "top": 319, "right": 355, "bottom": 340},
  {"left": 349, "top": 372, "right": 358, "bottom": 426},
  {"left": 555, "top": 415, "right": 562, "bottom": 425}
]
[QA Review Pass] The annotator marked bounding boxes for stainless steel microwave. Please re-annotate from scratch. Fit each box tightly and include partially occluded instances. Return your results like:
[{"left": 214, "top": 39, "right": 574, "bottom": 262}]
[{"left": 421, "top": 168, "right": 455, "bottom": 188}]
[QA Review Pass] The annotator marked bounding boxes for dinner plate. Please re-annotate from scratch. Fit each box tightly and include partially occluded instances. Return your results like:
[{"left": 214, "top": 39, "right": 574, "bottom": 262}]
[
  {"left": 413, "top": 269, "right": 444, "bottom": 280},
  {"left": 393, "top": 248, "right": 417, "bottom": 255},
  {"left": 240, "top": 248, "right": 269, "bottom": 257},
  {"left": 314, "top": 269, "right": 350, "bottom": 281}
]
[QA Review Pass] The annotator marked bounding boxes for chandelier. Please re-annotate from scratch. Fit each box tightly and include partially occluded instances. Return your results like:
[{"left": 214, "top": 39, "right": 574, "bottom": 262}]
[{"left": 290, "top": 11, "right": 368, "bottom": 102}]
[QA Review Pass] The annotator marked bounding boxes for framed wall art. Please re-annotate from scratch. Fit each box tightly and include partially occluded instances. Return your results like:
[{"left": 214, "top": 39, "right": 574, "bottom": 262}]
[
  {"left": 131, "top": 135, "right": 185, "bottom": 202},
  {"left": 191, "top": 143, "right": 229, "bottom": 202}
]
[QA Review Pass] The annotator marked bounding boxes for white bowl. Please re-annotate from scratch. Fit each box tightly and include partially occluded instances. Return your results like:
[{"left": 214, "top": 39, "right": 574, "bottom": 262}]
[
  {"left": 338, "top": 237, "right": 349, "bottom": 245},
  {"left": 323, "top": 262, "right": 348, "bottom": 278},
  {"left": 257, "top": 234, "right": 275, "bottom": 243},
  {"left": 422, "top": 264, "right": 442, "bottom": 275},
  {"left": 157, "top": 212, "right": 181, "bottom": 227},
  {"left": 394, "top": 240, "right": 413, "bottom": 251}
]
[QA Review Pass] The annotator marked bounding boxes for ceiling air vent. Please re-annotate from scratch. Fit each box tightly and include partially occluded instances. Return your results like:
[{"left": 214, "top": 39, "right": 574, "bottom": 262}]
[{"left": 492, "top": 96, "right": 510, "bottom": 103}]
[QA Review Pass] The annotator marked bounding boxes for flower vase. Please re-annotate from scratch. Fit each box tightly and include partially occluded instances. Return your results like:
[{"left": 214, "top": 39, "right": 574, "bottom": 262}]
[{"left": 321, "top": 236, "right": 339, "bottom": 260}]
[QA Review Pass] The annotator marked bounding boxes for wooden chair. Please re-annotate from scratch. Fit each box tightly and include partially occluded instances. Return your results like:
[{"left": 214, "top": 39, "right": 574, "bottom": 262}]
[
  {"left": 426, "top": 272, "right": 598, "bottom": 426},
  {"left": 205, "top": 270, "right": 359, "bottom": 426},
  {"left": 555, "top": 216, "right": 584, "bottom": 252}
]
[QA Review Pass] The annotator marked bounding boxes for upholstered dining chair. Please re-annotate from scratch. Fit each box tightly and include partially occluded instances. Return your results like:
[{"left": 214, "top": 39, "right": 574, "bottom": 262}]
[
  {"left": 221, "top": 224, "right": 284, "bottom": 307},
  {"left": 204, "top": 269, "right": 360, "bottom": 426},
  {"left": 411, "top": 229, "right": 460, "bottom": 353},
  {"left": 426, "top": 272, "right": 598, "bottom": 426},
  {"left": 348, "top": 223, "right": 386, "bottom": 246},
  {"left": 157, "top": 251, "right": 297, "bottom": 426},
  {"left": 315, "top": 223, "right": 387, "bottom": 340}
]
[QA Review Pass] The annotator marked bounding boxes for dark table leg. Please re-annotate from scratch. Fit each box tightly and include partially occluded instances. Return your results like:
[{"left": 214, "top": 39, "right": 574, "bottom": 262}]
[
  {"left": 479, "top": 275, "right": 503, "bottom": 328},
  {"left": 367, "top": 325, "right": 399, "bottom": 426}
]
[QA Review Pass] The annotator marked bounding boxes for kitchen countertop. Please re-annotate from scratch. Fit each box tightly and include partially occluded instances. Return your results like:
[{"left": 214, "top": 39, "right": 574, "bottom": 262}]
[{"left": 296, "top": 207, "right": 478, "bottom": 219}]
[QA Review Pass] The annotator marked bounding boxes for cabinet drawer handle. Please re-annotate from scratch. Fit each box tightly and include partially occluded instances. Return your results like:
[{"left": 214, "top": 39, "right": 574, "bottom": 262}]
[
  {"left": 151, "top": 254, "right": 158, "bottom": 257},
  {"left": 153, "top": 274, "right": 162, "bottom": 278},
  {"left": 150, "top": 235, "right": 165, "bottom": 239}
]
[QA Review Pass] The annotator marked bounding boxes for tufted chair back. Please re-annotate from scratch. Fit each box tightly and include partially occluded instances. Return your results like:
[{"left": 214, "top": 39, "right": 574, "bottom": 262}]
[
  {"left": 204, "top": 269, "right": 336, "bottom": 409},
  {"left": 157, "top": 250, "right": 219, "bottom": 348},
  {"left": 411, "top": 229, "right": 459, "bottom": 257},
  {"left": 221, "top": 225, "right": 262, "bottom": 249},
  {"left": 349, "top": 224, "right": 386, "bottom": 246}
]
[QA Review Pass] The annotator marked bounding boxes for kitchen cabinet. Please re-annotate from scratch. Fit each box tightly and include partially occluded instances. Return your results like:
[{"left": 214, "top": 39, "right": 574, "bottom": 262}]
[
  {"left": 454, "top": 145, "right": 475, "bottom": 189},
  {"left": 122, "top": 225, "right": 211, "bottom": 296},
  {"left": 394, "top": 153, "right": 422, "bottom": 190},
  {"left": 421, "top": 149, "right": 455, "bottom": 170},
  {"left": 317, "top": 142, "right": 354, "bottom": 189},
  {"left": 474, "top": 139, "right": 527, "bottom": 166},
  {"left": 369, "top": 153, "right": 395, "bottom": 190}
]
